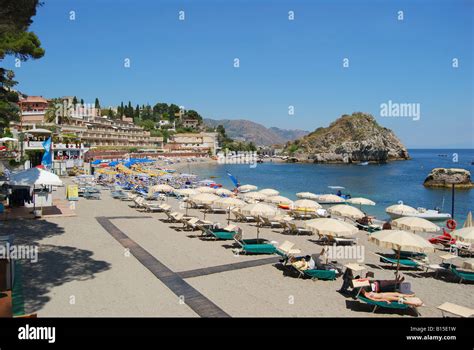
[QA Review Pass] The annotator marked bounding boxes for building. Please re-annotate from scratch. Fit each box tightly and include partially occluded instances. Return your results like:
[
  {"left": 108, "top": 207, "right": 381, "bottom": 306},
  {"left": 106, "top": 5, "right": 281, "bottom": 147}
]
[
  {"left": 61, "top": 113, "right": 164, "bottom": 149},
  {"left": 165, "top": 132, "right": 219, "bottom": 155},
  {"left": 18, "top": 96, "right": 49, "bottom": 126},
  {"left": 181, "top": 118, "right": 200, "bottom": 129}
]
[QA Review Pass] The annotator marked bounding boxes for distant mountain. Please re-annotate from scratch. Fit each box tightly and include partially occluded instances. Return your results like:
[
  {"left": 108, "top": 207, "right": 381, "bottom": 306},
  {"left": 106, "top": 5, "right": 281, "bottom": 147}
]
[{"left": 204, "top": 118, "right": 309, "bottom": 146}]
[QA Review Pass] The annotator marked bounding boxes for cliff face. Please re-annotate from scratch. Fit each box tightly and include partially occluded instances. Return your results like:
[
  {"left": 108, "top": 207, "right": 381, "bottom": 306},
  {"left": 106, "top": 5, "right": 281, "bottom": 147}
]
[{"left": 284, "top": 112, "right": 409, "bottom": 163}]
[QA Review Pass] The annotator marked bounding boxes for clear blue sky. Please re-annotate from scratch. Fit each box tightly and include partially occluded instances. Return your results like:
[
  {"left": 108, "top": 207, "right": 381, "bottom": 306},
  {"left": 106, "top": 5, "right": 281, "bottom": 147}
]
[{"left": 4, "top": 0, "right": 473, "bottom": 148}]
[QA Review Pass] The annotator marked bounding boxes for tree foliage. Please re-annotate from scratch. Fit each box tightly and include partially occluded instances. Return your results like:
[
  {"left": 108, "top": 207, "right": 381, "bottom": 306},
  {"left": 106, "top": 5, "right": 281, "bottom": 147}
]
[{"left": 0, "top": 0, "right": 45, "bottom": 131}]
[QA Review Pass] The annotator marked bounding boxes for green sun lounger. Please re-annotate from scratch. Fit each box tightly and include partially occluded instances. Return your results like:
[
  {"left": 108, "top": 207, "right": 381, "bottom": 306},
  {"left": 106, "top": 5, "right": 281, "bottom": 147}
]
[
  {"left": 239, "top": 239, "right": 278, "bottom": 255},
  {"left": 301, "top": 269, "right": 336, "bottom": 280},
  {"left": 357, "top": 295, "right": 411, "bottom": 312},
  {"left": 450, "top": 266, "right": 474, "bottom": 283},
  {"left": 378, "top": 254, "right": 420, "bottom": 268},
  {"left": 209, "top": 230, "right": 238, "bottom": 240}
]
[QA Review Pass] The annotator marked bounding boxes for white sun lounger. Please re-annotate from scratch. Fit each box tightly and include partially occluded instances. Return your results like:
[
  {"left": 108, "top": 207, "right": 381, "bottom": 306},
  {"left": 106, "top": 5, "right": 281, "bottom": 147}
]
[{"left": 438, "top": 302, "right": 474, "bottom": 318}]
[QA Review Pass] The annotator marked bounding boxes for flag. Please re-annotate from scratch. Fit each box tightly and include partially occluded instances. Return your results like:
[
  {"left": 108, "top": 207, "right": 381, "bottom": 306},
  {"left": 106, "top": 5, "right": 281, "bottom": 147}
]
[
  {"left": 41, "top": 137, "right": 52, "bottom": 167},
  {"left": 226, "top": 171, "right": 240, "bottom": 188}
]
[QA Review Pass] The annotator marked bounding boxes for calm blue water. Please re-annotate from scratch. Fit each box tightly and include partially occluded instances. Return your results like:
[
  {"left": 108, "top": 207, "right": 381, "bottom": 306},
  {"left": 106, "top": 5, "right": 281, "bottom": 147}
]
[{"left": 185, "top": 149, "right": 474, "bottom": 223}]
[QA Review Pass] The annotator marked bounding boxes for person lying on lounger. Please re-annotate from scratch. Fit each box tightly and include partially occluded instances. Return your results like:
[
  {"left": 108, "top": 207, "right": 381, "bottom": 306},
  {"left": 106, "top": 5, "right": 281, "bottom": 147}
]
[
  {"left": 289, "top": 255, "right": 315, "bottom": 271},
  {"left": 361, "top": 289, "right": 423, "bottom": 307},
  {"left": 338, "top": 272, "right": 405, "bottom": 296}
]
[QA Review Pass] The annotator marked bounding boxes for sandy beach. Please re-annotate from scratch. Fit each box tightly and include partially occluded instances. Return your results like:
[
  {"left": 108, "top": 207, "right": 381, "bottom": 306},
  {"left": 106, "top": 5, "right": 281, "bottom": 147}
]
[{"left": 4, "top": 177, "right": 472, "bottom": 318}]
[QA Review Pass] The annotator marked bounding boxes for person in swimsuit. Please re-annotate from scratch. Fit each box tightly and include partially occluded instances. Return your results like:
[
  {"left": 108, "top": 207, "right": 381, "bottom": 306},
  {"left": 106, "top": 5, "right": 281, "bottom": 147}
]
[{"left": 361, "top": 289, "right": 423, "bottom": 307}]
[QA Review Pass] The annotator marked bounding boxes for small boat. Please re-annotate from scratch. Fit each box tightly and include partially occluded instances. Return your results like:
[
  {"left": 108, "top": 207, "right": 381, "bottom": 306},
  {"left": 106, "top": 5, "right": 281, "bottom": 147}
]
[
  {"left": 358, "top": 162, "right": 369, "bottom": 166},
  {"left": 388, "top": 207, "right": 451, "bottom": 221}
]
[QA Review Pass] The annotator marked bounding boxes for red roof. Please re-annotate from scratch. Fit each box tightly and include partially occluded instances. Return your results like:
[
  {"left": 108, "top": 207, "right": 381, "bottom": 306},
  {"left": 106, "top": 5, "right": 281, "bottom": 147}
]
[{"left": 20, "top": 96, "right": 49, "bottom": 104}]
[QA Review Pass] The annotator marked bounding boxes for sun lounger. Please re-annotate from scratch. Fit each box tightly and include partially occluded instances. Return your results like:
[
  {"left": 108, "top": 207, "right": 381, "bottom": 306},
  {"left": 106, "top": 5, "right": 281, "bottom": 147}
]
[
  {"left": 449, "top": 266, "right": 474, "bottom": 283},
  {"left": 375, "top": 253, "right": 422, "bottom": 269},
  {"left": 165, "top": 211, "right": 193, "bottom": 223},
  {"left": 357, "top": 295, "right": 415, "bottom": 314},
  {"left": 281, "top": 221, "right": 311, "bottom": 235},
  {"left": 295, "top": 267, "right": 337, "bottom": 280},
  {"left": 438, "top": 302, "right": 474, "bottom": 318},
  {"left": 201, "top": 224, "right": 242, "bottom": 240},
  {"left": 233, "top": 211, "right": 256, "bottom": 222},
  {"left": 259, "top": 216, "right": 283, "bottom": 228},
  {"left": 233, "top": 232, "right": 298, "bottom": 256},
  {"left": 83, "top": 191, "right": 100, "bottom": 200},
  {"left": 182, "top": 217, "right": 213, "bottom": 231}
]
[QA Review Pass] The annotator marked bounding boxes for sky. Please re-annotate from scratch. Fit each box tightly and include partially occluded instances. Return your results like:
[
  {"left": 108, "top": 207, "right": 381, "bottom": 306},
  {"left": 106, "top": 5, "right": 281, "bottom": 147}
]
[{"left": 4, "top": 0, "right": 473, "bottom": 148}]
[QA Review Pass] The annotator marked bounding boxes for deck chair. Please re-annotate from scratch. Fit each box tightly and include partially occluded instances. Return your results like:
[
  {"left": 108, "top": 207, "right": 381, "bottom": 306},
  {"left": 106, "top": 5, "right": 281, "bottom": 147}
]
[
  {"left": 450, "top": 266, "right": 474, "bottom": 283},
  {"left": 232, "top": 232, "right": 277, "bottom": 255},
  {"left": 165, "top": 211, "right": 192, "bottom": 223},
  {"left": 233, "top": 211, "right": 256, "bottom": 222},
  {"left": 260, "top": 216, "right": 283, "bottom": 228},
  {"left": 438, "top": 302, "right": 474, "bottom": 318},
  {"left": 183, "top": 217, "right": 213, "bottom": 231},
  {"left": 287, "top": 222, "right": 312, "bottom": 235},
  {"left": 201, "top": 225, "right": 242, "bottom": 240},
  {"left": 375, "top": 253, "right": 422, "bottom": 269},
  {"left": 357, "top": 295, "right": 419, "bottom": 315}
]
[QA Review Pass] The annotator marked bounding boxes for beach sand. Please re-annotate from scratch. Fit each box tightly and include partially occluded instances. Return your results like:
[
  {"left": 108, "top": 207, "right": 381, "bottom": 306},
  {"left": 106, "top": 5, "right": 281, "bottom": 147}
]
[{"left": 6, "top": 180, "right": 473, "bottom": 317}]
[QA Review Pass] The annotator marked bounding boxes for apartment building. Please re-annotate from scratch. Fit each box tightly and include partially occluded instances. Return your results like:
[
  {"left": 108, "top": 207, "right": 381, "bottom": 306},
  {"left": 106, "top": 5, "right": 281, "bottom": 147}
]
[
  {"left": 165, "top": 132, "right": 219, "bottom": 155},
  {"left": 18, "top": 95, "right": 49, "bottom": 126}
]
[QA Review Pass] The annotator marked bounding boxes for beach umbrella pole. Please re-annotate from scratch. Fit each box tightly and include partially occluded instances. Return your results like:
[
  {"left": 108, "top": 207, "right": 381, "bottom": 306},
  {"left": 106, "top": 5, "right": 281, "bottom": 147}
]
[{"left": 396, "top": 247, "right": 401, "bottom": 277}]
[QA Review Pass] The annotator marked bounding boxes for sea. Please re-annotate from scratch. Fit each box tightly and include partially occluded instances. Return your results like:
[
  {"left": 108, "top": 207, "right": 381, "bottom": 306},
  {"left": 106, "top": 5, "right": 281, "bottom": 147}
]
[{"left": 183, "top": 149, "right": 474, "bottom": 224}]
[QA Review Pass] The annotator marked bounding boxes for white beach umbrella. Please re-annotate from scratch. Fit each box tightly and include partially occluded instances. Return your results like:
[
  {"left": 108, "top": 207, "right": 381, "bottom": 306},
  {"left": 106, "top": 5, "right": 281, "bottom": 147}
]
[
  {"left": 305, "top": 218, "right": 358, "bottom": 237},
  {"left": 241, "top": 203, "right": 278, "bottom": 217},
  {"left": 293, "top": 199, "right": 322, "bottom": 211},
  {"left": 296, "top": 192, "right": 318, "bottom": 200},
  {"left": 174, "top": 188, "right": 198, "bottom": 197},
  {"left": 451, "top": 227, "right": 474, "bottom": 244},
  {"left": 267, "top": 195, "right": 294, "bottom": 205},
  {"left": 9, "top": 168, "right": 63, "bottom": 187},
  {"left": 213, "top": 197, "right": 246, "bottom": 209},
  {"left": 316, "top": 194, "right": 346, "bottom": 204},
  {"left": 196, "top": 186, "right": 216, "bottom": 194},
  {"left": 215, "top": 188, "right": 233, "bottom": 196},
  {"left": 385, "top": 203, "right": 418, "bottom": 216},
  {"left": 392, "top": 217, "right": 441, "bottom": 233},
  {"left": 242, "top": 191, "right": 267, "bottom": 201},
  {"left": 328, "top": 204, "right": 365, "bottom": 220},
  {"left": 463, "top": 211, "right": 473, "bottom": 228},
  {"left": 149, "top": 184, "right": 174, "bottom": 194},
  {"left": 238, "top": 184, "right": 258, "bottom": 192},
  {"left": 190, "top": 193, "right": 219, "bottom": 205},
  {"left": 369, "top": 229, "right": 435, "bottom": 274},
  {"left": 369, "top": 230, "right": 435, "bottom": 253},
  {"left": 259, "top": 188, "right": 279, "bottom": 196},
  {"left": 214, "top": 197, "right": 246, "bottom": 224},
  {"left": 346, "top": 197, "right": 376, "bottom": 206}
]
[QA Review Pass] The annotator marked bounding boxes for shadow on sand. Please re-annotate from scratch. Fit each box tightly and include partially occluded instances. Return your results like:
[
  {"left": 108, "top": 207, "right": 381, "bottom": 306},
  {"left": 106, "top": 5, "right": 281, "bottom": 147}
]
[{"left": 1, "top": 219, "right": 111, "bottom": 314}]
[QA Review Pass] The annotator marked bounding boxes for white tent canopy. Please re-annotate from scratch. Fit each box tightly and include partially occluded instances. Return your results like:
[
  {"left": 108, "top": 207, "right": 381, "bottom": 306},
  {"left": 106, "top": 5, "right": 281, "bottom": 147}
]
[{"left": 8, "top": 168, "right": 63, "bottom": 187}]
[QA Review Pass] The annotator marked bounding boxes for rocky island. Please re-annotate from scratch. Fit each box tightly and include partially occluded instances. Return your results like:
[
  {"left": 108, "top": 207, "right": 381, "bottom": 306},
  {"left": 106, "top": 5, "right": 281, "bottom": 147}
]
[
  {"left": 283, "top": 112, "right": 409, "bottom": 163},
  {"left": 423, "top": 168, "right": 474, "bottom": 189}
]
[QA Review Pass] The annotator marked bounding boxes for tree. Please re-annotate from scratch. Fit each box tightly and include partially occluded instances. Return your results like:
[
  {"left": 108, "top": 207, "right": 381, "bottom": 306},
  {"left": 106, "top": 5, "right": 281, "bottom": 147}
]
[
  {"left": 0, "top": 0, "right": 45, "bottom": 132},
  {"left": 80, "top": 98, "right": 84, "bottom": 106},
  {"left": 94, "top": 97, "right": 100, "bottom": 109},
  {"left": 137, "top": 119, "right": 155, "bottom": 131},
  {"left": 45, "top": 97, "right": 71, "bottom": 125},
  {"left": 185, "top": 109, "right": 202, "bottom": 121},
  {"left": 72, "top": 96, "right": 77, "bottom": 106}
]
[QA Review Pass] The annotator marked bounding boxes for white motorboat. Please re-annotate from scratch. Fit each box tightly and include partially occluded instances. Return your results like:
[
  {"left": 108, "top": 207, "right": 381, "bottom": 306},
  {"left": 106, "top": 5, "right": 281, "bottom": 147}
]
[{"left": 387, "top": 207, "right": 451, "bottom": 221}]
